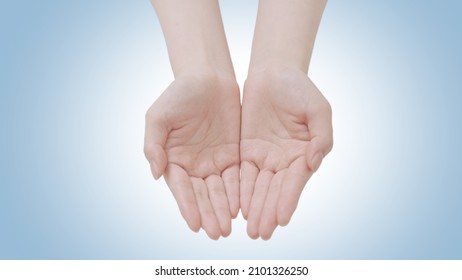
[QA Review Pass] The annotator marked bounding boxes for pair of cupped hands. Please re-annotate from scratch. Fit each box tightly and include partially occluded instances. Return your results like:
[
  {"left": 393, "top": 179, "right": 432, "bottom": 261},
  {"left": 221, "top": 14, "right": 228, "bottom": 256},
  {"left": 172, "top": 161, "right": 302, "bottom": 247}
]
[{"left": 144, "top": 67, "right": 333, "bottom": 240}]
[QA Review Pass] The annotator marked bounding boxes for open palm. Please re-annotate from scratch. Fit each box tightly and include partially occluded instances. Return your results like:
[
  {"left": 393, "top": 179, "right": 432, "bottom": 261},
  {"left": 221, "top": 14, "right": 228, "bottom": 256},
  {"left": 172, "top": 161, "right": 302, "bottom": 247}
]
[
  {"left": 144, "top": 76, "right": 240, "bottom": 239},
  {"left": 240, "top": 69, "right": 333, "bottom": 240}
]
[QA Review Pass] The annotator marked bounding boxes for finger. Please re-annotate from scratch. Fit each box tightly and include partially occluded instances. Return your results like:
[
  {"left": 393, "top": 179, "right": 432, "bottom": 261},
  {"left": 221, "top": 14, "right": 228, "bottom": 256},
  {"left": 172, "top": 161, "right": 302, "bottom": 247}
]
[
  {"left": 164, "top": 164, "right": 201, "bottom": 232},
  {"left": 144, "top": 107, "right": 168, "bottom": 179},
  {"left": 259, "top": 170, "right": 285, "bottom": 240},
  {"left": 306, "top": 134, "right": 332, "bottom": 172},
  {"left": 205, "top": 175, "right": 232, "bottom": 237},
  {"left": 191, "top": 177, "right": 221, "bottom": 240},
  {"left": 240, "top": 161, "right": 259, "bottom": 219},
  {"left": 222, "top": 165, "right": 240, "bottom": 219},
  {"left": 305, "top": 84, "right": 333, "bottom": 172},
  {"left": 247, "top": 170, "right": 273, "bottom": 239},
  {"left": 277, "top": 157, "right": 311, "bottom": 227}
]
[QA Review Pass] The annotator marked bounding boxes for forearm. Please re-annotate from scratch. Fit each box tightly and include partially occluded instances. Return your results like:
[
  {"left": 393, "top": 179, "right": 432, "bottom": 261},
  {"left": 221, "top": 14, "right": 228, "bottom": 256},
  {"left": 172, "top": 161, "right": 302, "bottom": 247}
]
[
  {"left": 248, "top": 0, "right": 327, "bottom": 75},
  {"left": 151, "top": 0, "right": 235, "bottom": 79}
]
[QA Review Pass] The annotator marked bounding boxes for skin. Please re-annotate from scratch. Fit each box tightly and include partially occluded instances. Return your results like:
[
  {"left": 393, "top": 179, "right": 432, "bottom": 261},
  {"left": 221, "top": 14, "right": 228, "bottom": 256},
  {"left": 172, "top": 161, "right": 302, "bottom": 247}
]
[
  {"left": 241, "top": 68, "right": 332, "bottom": 240},
  {"left": 241, "top": 0, "right": 332, "bottom": 240},
  {"left": 145, "top": 0, "right": 332, "bottom": 240},
  {"left": 145, "top": 0, "right": 240, "bottom": 239}
]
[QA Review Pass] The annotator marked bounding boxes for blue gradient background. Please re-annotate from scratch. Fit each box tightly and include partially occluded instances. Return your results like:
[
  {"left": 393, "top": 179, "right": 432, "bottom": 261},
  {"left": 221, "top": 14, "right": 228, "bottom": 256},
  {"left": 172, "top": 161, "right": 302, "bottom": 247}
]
[{"left": 1, "top": 0, "right": 461, "bottom": 259}]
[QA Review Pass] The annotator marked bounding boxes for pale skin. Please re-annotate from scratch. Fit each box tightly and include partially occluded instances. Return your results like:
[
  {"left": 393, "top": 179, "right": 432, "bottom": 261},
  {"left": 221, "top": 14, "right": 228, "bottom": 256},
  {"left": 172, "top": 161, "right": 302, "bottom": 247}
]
[
  {"left": 145, "top": 0, "right": 332, "bottom": 240},
  {"left": 242, "top": 0, "right": 332, "bottom": 240},
  {"left": 145, "top": 0, "right": 240, "bottom": 240}
]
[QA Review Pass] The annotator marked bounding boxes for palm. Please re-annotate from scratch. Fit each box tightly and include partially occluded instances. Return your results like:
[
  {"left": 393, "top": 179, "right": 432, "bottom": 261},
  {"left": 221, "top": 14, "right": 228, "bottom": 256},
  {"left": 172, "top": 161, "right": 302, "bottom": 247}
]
[
  {"left": 240, "top": 70, "right": 332, "bottom": 239},
  {"left": 241, "top": 95, "right": 311, "bottom": 173},
  {"left": 145, "top": 76, "right": 240, "bottom": 239},
  {"left": 164, "top": 85, "right": 238, "bottom": 179}
]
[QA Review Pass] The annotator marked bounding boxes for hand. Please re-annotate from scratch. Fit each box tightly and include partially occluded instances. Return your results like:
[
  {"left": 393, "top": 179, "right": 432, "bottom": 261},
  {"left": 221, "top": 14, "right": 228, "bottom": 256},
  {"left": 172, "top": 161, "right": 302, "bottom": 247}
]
[
  {"left": 240, "top": 68, "right": 333, "bottom": 240},
  {"left": 144, "top": 75, "right": 241, "bottom": 239}
]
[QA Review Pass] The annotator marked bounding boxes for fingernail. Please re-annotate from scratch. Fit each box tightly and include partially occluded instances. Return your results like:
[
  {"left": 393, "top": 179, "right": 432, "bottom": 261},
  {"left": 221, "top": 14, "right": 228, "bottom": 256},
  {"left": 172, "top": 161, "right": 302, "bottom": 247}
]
[
  {"left": 311, "top": 152, "right": 324, "bottom": 172},
  {"left": 150, "top": 161, "right": 160, "bottom": 180}
]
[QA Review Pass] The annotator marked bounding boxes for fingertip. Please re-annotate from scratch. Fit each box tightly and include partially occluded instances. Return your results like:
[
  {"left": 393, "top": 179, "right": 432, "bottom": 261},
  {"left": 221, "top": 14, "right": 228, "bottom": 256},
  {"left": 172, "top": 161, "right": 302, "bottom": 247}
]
[
  {"left": 228, "top": 196, "right": 239, "bottom": 219},
  {"left": 261, "top": 232, "right": 274, "bottom": 241},
  {"left": 150, "top": 162, "right": 161, "bottom": 180},
  {"left": 247, "top": 218, "right": 260, "bottom": 240},
  {"left": 186, "top": 215, "right": 201, "bottom": 233},
  {"left": 149, "top": 160, "right": 167, "bottom": 180},
  {"left": 205, "top": 228, "right": 221, "bottom": 240},
  {"left": 241, "top": 205, "right": 249, "bottom": 220},
  {"left": 308, "top": 152, "right": 324, "bottom": 172},
  {"left": 259, "top": 216, "right": 278, "bottom": 241},
  {"left": 188, "top": 223, "right": 201, "bottom": 233},
  {"left": 277, "top": 208, "right": 293, "bottom": 227},
  {"left": 221, "top": 225, "right": 232, "bottom": 238},
  {"left": 230, "top": 207, "right": 239, "bottom": 219},
  {"left": 247, "top": 231, "right": 259, "bottom": 240},
  {"left": 278, "top": 217, "right": 290, "bottom": 227},
  {"left": 222, "top": 166, "right": 240, "bottom": 220},
  {"left": 183, "top": 202, "right": 201, "bottom": 233},
  {"left": 240, "top": 161, "right": 258, "bottom": 222},
  {"left": 260, "top": 224, "right": 276, "bottom": 240},
  {"left": 190, "top": 225, "right": 200, "bottom": 233},
  {"left": 147, "top": 145, "right": 167, "bottom": 180},
  {"left": 220, "top": 217, "right": 232, "bottom": 238}
]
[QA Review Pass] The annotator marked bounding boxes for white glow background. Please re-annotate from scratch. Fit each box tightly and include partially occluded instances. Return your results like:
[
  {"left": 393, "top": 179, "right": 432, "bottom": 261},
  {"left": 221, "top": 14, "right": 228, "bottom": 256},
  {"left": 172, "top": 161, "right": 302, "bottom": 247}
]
[{"left": 1, "top": 0, "right": 461, "bottom": 259}]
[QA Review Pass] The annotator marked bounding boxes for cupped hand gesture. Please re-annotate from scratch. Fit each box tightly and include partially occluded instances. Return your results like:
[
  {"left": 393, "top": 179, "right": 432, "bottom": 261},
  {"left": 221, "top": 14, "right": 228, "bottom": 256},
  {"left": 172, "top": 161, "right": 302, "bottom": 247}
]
[
  {"left": 144, "top": 75, "right": 241, "bottom": 239},
  {"left": 240, "top": 68, "right": 333, "bottom": 240}
]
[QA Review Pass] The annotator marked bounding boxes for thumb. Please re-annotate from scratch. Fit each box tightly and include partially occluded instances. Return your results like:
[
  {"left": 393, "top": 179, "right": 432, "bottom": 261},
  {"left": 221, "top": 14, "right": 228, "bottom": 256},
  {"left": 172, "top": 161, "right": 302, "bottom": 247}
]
[
  {"left": 306, "top": 136, "right": 330, "bottom": 172},
  {"left": 305, "top": 94, "right": 333, "bottom": 172},
  {"left": 144, "top": 109, "right": 168, "bottom": 180}
]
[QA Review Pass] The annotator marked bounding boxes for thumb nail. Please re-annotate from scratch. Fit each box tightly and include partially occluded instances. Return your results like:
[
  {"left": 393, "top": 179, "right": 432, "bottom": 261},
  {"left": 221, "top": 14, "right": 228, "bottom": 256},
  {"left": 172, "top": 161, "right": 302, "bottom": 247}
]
[
  {"left": 310, "top": 152, "right": 324, "bottom": 172},
  {"left": 150, "top": 161, "right": 161, "bottom": 180}
]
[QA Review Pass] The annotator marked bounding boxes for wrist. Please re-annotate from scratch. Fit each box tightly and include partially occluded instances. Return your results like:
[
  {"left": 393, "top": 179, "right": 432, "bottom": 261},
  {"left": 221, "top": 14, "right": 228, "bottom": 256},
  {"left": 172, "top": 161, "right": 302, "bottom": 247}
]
[
  {"left": 244, "top": 66, "right": 311, "bottom": 99},
  {"left": 175, "top": 65, "right": 237, "bottom": 84},
  {"left": 248, "top": 0, "right": 327, "bottom": 76},
  {"left": 173, "top": 57, "right": 236, "bottom": 82},
  {"left": 174, "top": 69, "right": 240, "bottom": 98},
  {"left": 153, "top": 0, "right": 235, "bottom": 81},
  {"left": 247, "top": 65, "right": 306, "bottom": 83},
  {"left": 248, "top": 53, "right": 309, "bottom": 77}
]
